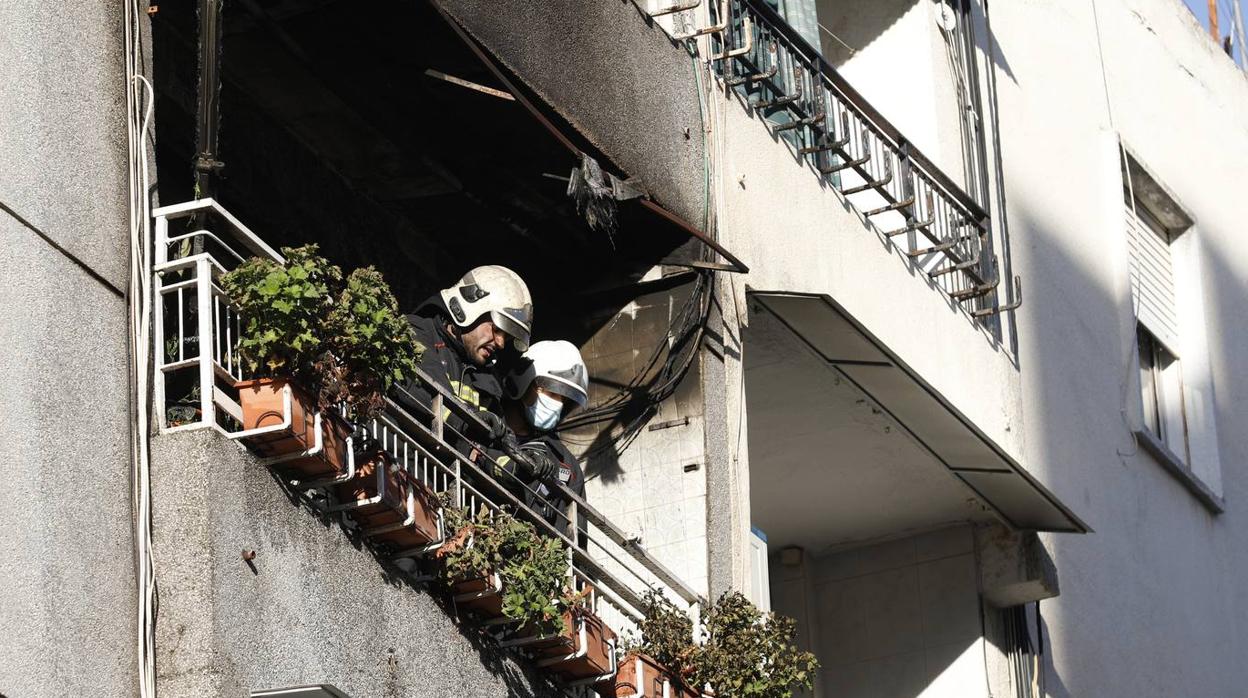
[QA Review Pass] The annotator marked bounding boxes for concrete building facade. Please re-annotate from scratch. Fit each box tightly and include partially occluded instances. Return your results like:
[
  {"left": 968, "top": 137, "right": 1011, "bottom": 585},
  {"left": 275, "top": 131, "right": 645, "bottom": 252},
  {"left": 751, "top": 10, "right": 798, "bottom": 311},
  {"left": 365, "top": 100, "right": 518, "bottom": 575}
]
[{"left": 1, "top": 0, "right": 1246, "bottom": 696}]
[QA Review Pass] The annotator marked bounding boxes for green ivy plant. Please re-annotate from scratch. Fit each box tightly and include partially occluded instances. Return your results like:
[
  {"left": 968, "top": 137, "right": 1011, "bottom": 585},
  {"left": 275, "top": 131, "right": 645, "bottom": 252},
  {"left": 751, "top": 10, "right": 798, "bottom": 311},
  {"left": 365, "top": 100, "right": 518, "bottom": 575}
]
[
  {"left": 323, "top": 267, "right": 424, "bottom": 420},
  {"left": 220, "top": 244, "right": 342, "bottom": 407},
  {"left": 630, "top": 590, "right": 818, "bottom": 697},
  {"left": 438, "top": 501, "right": 571, "bottom": 637},
  {"left": 221, "top": 247, "right": 421, "bottom": 419},
  {"left": 631, "top": 589, "right": 698, "bottom": 685},
  {"left": 692, "top": 591, "right": 818, "bottom": 698}
]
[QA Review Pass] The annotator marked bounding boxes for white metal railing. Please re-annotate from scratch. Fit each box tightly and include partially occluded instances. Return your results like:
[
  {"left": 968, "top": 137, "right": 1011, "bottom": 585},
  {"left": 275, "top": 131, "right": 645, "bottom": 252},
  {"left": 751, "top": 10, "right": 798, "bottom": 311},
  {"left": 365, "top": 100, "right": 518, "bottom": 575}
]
[{"left": 151, "top": 199, "right": 704, "bottom": 666}]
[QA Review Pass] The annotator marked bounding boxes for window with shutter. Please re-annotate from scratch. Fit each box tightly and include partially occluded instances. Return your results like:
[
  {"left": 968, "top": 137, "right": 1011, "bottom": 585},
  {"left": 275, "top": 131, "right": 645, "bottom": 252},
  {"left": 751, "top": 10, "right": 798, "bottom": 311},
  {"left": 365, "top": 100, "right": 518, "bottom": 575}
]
[{"left": 1125, "top": 201, "right": 1180, "bottom": 350}]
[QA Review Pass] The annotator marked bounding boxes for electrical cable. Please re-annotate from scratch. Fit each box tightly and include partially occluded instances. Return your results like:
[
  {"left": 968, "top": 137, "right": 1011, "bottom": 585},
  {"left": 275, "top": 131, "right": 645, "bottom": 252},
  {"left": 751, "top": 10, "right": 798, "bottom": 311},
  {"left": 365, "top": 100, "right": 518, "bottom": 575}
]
[
  {"left": 560, "top": 271, "right": 714, "bottom": 459},
  {"left": 124, "top": 1, "right": 157, "bottom": 696},
  {"left": 816, "top": 21, "right": 860, "bottom": 56}
]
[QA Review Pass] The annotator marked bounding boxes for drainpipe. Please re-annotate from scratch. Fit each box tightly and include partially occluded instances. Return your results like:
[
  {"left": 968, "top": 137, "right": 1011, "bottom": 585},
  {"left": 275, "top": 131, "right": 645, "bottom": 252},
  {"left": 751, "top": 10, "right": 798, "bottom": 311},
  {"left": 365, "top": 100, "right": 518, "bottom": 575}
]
[{"left": 193, "top": 0, "right": 225, "bottom": 199}]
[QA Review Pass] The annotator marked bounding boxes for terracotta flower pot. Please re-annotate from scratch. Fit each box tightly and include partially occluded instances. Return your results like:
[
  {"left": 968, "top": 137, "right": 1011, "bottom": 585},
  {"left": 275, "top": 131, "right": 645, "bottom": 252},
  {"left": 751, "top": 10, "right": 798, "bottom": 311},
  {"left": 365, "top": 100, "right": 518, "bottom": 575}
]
[
  {"left": 598, "top": 652, "right": 698, "bottom": 698},
  {"left": 336, "top": 450, "right": 440, "bottom": 550},
  {"left": 235, "top": 377, "right": 351, "bottom": 479},
  {"left": 536, "top": 609, "right": 616, "bottom": 680}
]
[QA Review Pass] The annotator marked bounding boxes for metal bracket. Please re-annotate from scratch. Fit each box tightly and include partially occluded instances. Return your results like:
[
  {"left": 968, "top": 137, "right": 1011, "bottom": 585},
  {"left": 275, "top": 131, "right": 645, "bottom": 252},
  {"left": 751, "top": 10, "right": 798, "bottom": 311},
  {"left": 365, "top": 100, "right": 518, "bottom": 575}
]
[
  {"left": 951, "top": 270, "right": 1000, "bottom": 301},
  {"left": 906, "top": 232, "right": 975, "bottom": 258},
  {"left": 292, "top": 435, "right": 356, "bottom": 489},
  {"left": 671, "top": 0, "right": 728, "bottom": 39},
  {"left": 566, "top": 638, "right": 619, "bottom": 688},
  {"left": 820, "top": 129, "right": 872, "bottom": 174},
  {"left": 706, "top": 16, "right": 753, "bottom": 61},
  {"left": 801, "top": 112, "right": 851, "bottom": 156},
  {"left": 750, "top": 68, "right": 802, "bottom": 109},
  {"left": 928, "top": 231, "right": 983, "bottom": 277},
  {"left": 972, "top": 276, "right": 1023, "bottom": 317},
  {"left": 771, "top": 102, "right": 824, "bottom": 133},
  {"left": 866, "top": 196, "right": 915, "bottom": 217},
  {"left": 839, "top": 157, "right": 892, "bottom": 195},
  {"left": 725, "top": 42, "right": 777, "bottom": 86},
  {"left": 885, "top": 193, "right": 935, "bottom": 236}
]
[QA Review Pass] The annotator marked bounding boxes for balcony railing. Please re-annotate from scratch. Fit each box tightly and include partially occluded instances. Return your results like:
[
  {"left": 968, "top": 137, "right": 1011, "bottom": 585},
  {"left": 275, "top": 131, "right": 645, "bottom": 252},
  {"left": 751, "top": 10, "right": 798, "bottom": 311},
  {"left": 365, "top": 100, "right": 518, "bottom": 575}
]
[
  {"left": 151, "top": 199, "right": 704, "bottom": 673},
  {"left": 643, "top": 0, "right": 1020, "bottom": 319}
]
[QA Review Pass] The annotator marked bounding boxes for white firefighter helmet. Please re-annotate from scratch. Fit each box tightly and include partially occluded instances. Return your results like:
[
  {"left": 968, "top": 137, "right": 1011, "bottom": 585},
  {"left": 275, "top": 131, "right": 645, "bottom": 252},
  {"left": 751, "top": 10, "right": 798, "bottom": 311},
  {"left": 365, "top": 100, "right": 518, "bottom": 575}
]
[
  {"left": 440, "top": 265, "right": 534, "bottom": 351},
  {"left": 506, "top": 340, "right": 590, "bottom": 411}
]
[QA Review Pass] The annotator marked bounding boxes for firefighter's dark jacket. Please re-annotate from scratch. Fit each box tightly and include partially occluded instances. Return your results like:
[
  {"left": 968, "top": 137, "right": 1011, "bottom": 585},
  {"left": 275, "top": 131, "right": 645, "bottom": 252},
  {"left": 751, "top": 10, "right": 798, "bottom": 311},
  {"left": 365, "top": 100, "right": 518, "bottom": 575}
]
[
  {"left": 508, "top": 432, "right": 587, "bottom": 541},
  {"left": 396, "top": 296, "right": 504, "bottom": 451}
]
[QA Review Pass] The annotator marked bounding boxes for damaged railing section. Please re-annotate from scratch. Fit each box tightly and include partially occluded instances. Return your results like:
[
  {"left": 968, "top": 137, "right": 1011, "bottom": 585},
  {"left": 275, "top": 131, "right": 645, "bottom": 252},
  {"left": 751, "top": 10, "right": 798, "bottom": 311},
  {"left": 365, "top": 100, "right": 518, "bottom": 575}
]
[
  {"left": 151, "top": 198, "right": 703, "bottom": 673},
  {"left": 653, "top": 0, "right": 1019, "bottom": 318}
]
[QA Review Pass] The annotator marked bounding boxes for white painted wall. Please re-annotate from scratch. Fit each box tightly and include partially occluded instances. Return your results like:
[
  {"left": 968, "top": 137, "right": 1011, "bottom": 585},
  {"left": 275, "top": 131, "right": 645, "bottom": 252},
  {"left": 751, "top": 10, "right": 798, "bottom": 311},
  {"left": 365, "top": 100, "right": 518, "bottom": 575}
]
[
  {"left": 986, "top": 0, "right": 1248, "bottom": 695},
  {"left": 815, "top": 0, "right": 971, "bottom": 190},
  {"left": 771, "top": 527, "right": 988, "bottom": 698},
  {"left": 687, "top": 0, "right": 1248, "bottom": 694}
]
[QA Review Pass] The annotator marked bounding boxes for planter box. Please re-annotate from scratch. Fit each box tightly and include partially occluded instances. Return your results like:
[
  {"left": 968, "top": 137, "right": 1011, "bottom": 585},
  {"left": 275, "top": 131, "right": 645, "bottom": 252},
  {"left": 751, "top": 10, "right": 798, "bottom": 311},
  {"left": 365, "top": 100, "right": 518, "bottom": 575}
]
[
  {"left": 336, "top": 450, "right": 440, "bottom": 550},
  {"left": 599, "top": 653, "right": 698, "bottom": 698},
  {"left": 235, "top": 377, "right": 351, "bottom": 479},
  {"left": 452, "top": 572, "right": 505, "bottom": 619},
  {"left": 536, "top": 610, "right": 616, "bottom": 681}
]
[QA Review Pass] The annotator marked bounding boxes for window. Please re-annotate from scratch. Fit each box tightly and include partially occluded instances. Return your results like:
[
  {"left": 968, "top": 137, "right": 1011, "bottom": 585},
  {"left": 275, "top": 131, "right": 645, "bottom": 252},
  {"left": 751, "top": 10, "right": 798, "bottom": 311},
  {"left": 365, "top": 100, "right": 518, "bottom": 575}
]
[
  {"left": 1137, "top": 326, "right": 1187, "bottom": 461},
  {"left": 1120, "top": 148, "right": 1223, "bottom": 512},
  {"left": 1125, "top": 168, "right": 1189, "bottom": 461}
]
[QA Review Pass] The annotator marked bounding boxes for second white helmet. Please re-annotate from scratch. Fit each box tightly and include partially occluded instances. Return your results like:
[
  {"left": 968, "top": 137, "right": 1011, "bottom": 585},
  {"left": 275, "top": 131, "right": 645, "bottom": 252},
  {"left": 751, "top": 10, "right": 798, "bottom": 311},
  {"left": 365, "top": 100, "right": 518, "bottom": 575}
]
[
  {"left": 506, "top": 340, "right": 590, "bottom": 411},
  {"left": 440, "top": 265, "right": 534, "bottom": 351}
]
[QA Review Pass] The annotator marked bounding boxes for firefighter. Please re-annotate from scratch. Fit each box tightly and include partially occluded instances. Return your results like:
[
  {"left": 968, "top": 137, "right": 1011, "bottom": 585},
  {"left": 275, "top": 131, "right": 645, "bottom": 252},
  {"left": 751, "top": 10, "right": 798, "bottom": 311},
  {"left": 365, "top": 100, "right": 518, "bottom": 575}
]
[
  {"left": 395, "top": 265, "right": 533, "bottom": 453},
  {"left": 496, "top": 340, "right": 590, "bottom": 537}
]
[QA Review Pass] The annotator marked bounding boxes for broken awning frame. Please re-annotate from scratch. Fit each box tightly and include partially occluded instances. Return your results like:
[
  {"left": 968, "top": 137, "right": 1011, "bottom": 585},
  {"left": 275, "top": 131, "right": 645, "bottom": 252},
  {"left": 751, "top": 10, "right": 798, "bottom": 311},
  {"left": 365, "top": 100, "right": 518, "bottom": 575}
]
[
  {"left": 432, "top": 1, "right": 749, "bottom": 274},
  {"left": 751, "top": 291, "right": 1091, "bottom": 534}
]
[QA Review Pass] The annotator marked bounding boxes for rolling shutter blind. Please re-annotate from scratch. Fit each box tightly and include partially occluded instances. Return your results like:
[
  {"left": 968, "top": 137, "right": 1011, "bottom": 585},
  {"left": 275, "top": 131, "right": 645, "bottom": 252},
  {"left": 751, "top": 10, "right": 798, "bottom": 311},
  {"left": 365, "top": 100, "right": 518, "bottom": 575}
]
[{"left": 1125, "top": 204, "right": 1180, "bottom": 349}]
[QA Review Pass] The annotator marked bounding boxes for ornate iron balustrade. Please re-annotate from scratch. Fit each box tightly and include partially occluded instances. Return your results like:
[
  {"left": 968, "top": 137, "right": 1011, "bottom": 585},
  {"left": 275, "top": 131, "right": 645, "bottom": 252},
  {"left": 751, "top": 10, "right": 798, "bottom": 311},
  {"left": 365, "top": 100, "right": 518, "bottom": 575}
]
[{"left": 639, "top": 0, "right": 1020, "bottom": 318}]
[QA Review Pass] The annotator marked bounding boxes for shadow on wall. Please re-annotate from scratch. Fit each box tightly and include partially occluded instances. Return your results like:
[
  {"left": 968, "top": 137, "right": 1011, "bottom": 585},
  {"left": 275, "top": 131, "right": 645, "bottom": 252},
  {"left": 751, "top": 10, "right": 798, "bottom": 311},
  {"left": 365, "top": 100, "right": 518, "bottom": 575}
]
[
  {"left": 815, "top": 0, "right": 918, "bottom": 66},
  {"left": 1014, "top": 189, "right": 1248, "bottom": 698},
  {"left": 274, "top": 467, "right": 551, "bottom": 697},
  {"left": 815, "top": 0, "right": 1017, "bottom": 81}
]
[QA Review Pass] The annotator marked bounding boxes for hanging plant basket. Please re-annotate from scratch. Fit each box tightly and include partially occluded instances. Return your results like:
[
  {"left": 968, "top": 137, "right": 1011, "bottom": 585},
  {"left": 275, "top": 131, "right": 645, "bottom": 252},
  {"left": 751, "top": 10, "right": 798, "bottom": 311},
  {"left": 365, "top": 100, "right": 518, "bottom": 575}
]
[
  {"left": 235, "top": 376, "right": 352, "bottom": 478},
  {"left": 336, "top": 450, "right": 441, "bottom": 550}
]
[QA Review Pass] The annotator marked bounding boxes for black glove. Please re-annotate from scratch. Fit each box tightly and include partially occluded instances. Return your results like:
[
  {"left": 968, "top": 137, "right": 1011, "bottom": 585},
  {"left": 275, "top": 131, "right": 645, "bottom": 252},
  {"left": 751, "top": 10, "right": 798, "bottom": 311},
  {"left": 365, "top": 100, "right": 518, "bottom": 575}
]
[
  {"left": 476, "top": 410, "right": 510, "bottom": 445},
  {"left": 515, "top": 442, "right": 559, "bottom": 483}
]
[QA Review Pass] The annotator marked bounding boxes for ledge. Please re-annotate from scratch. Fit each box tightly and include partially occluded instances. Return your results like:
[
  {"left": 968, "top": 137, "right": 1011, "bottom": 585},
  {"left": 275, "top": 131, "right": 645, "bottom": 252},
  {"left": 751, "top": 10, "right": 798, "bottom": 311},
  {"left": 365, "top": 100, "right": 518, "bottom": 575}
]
[
  {"left": 150, "top": 428, "right": 550, "bottom": 698},
  {"left": 1134, "top": 429, "right": 1225, "bottom": 515}
]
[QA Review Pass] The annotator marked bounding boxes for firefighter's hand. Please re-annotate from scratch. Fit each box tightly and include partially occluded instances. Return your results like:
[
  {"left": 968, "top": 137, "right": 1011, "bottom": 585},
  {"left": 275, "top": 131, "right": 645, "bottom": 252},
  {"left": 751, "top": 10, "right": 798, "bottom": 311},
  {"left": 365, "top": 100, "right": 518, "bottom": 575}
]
[
  {"left": 516, "top": 442, "right": 559, "bottom": 482},
  {"left": 477, "top": 410, "right": 510, "bottom": 445}
]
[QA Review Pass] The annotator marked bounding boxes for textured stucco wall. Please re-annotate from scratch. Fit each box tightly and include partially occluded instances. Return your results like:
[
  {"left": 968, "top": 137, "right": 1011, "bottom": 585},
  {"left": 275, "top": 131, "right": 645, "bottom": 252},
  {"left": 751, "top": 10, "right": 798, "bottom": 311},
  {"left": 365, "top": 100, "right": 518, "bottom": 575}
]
[
  {"left": 151, "top": 429, "right": 553, "bottom": 698},
  {"left": 0, "top": 1, "right": 136, "bottom": 696}
]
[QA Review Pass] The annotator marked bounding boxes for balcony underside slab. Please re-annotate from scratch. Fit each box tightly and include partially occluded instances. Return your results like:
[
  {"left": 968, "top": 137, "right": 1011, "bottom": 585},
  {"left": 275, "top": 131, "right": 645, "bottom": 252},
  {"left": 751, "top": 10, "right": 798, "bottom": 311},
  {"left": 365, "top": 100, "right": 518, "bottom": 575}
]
[{"left": 746, "top": 292, "right": 1088, "bottom": 554}]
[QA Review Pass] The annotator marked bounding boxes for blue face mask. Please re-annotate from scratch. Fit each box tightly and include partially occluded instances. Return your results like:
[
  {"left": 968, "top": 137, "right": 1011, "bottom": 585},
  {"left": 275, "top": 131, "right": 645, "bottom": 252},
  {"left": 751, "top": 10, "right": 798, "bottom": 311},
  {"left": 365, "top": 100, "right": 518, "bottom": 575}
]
[{"left": 526, "top": 392, "right": 563, "bottom": 432}]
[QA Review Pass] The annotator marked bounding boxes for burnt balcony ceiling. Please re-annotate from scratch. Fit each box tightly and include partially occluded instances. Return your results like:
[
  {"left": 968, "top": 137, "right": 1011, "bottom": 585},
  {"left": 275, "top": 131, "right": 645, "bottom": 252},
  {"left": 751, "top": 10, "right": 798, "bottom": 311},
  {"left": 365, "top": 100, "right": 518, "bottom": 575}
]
[{"left": 151, "top": 0, "right": 692, "bottom": 341}]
